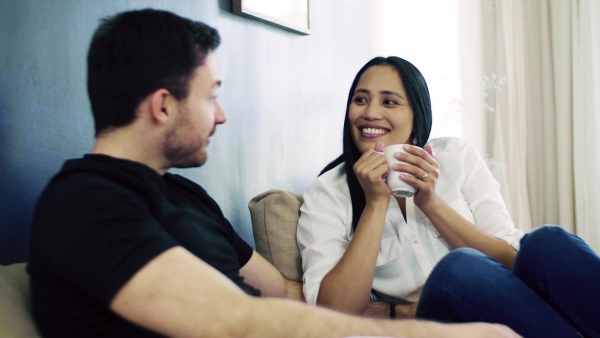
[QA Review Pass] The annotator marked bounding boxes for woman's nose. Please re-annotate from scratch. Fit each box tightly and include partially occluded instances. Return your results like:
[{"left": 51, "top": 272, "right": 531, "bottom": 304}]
[{"left": 362, "top": 103, "right": 382, "bottom": 120}]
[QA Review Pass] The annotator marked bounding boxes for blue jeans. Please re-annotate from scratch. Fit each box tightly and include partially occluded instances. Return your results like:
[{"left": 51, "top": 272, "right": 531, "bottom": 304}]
[{"left": 416, "top": 225, "right": 600, "bottom": 338}]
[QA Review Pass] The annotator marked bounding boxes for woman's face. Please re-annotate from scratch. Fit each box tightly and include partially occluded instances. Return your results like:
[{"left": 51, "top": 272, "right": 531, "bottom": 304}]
[{"left": 349, "top": 65, "right": 414, "bottom": 154}]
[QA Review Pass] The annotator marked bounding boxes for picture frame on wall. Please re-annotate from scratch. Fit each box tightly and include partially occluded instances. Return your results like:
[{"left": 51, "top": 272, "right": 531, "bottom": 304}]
[{"left": 231, "top": 0, "right": 310, "bottom": 35}]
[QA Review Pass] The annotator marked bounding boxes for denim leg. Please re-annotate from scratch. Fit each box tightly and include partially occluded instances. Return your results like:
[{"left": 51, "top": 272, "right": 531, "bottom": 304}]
[
  {"left": 416, "top": 248, "right": 580, "bottom": 338},
  {"left": 514, "top": 225, "right": 600, "bottom": 338}
]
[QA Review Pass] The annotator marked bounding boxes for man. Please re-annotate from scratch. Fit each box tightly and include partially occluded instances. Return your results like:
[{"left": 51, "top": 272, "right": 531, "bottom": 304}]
[{"left": 28, "top": 8, "right": 519, "bottom": 338}]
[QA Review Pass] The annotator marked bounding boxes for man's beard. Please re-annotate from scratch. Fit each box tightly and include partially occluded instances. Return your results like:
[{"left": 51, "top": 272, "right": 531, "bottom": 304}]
[{"left": 163, "top": 129, "right": 207, "bottom": 169}]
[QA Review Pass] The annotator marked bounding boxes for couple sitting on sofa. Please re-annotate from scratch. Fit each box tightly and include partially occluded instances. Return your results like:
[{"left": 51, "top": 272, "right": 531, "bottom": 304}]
[{"left": 27, "top": 8, "right": 599, "bottom": 338}]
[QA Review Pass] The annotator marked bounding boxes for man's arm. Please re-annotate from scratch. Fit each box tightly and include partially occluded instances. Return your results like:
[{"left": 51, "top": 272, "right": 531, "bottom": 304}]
[
  {"left": 364, "top": 301, "right": 418, "bottom": 318},
  {"left": 239, "top": 251, "right": 419, "bottom": 318},
  {"left": 239, "top": 250, "right": 303, "bottom": 301},
  {"left": 110, "top": 246, "right": 520, "bottom": 338}
]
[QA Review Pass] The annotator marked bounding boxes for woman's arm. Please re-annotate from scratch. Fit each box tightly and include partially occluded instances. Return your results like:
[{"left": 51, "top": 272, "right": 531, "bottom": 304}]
[
  {"left": 317, "top": 143, "right": 394, "bottom": 314},
  {"left": 298, "top": 143, "right": 393, "bottom": 315},
  {"left": 418, "top": 198, "right": 517, "bottom": 268},
  {"left": 317, "top": 194, "right": 389, "bottom": 314},
  {"left": 397, "top": 141, "right": 518, "bottom": 269}
]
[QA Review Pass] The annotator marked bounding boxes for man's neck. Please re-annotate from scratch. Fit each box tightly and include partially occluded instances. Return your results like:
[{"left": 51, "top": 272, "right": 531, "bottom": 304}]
[{"left": 92, "top": 129, "right": 168, "bottom": 175}]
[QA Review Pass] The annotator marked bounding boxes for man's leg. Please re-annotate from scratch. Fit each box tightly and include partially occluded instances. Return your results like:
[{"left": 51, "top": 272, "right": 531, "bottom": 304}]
[
  {"left": 514, "top": 225, "right": 600, "bottom": 338},
  {"left": 416, "top": 248, "right": 580, "bottom": 338}
]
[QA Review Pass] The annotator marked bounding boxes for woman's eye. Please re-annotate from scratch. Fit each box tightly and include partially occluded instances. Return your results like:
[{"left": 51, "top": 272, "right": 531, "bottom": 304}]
[
  {"left": 353, "top": 97, "right": 367, "bottom": 104},
  {"left": 383, "top": 99, "right": 397, "bottom": 105}
]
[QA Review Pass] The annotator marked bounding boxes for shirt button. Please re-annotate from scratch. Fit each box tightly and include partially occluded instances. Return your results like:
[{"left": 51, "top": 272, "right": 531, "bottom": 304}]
[{"left": 413, "top": 239, "right": 420, "bottom": 244}]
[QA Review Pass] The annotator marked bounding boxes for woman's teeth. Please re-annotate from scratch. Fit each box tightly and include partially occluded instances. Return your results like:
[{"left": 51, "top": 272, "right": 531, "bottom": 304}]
[{"left": 362, "top": 127, "right": 386, "bottom": 135}]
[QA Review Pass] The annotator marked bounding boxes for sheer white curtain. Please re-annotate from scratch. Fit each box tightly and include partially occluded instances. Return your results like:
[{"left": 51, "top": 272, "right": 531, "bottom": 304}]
[
  {"left": 572, "top": 0, "right": 600, "bottom": 252},
  {"left": 483, "top": 0, "right": 600, "bottom": 251}
]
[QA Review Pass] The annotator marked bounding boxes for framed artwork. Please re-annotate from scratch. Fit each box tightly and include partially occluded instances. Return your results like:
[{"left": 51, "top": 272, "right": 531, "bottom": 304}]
[{"left": 232, "top": 0, "right": 310, "bottom": 35}]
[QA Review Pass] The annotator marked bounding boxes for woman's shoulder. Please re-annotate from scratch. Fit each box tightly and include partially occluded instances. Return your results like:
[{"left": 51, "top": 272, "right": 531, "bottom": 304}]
[
  {"left": 305, "top": 162, "right": 350, "bottom": 198},
  {"left": 427, "top": 137, "right": 489, "bottom": 174},
  {"left": 426, "top": 137, "right": 471, "bottom": 153},
  {"left": 315, "top": 162, "right": 347, "bottom": 184}
]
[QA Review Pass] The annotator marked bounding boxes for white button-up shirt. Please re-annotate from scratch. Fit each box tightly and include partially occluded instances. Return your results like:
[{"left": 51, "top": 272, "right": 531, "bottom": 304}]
[{"left": 297, "top": 137, "right": 524, "bottom": 305}]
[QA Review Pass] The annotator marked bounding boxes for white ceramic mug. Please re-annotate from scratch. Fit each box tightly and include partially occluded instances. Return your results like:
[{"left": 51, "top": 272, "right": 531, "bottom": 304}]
[{"left": 383, "top": 144, "right": 416, "bottom": 197}]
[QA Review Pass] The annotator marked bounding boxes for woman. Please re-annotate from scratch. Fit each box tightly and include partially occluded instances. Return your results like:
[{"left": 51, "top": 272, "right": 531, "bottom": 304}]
[{"left": 297, "top": 56, "right": 600, "bottom": 338}]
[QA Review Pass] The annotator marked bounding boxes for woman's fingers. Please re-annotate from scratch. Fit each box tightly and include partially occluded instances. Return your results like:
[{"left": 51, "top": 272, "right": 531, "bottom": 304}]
[
  {"left": 392, "top": 162, "right": 438, "bottom": 182},
  {"left": 387, "top": 145, "right": 441, "bottom": 206},
  {"left": 353, "top": 149, "right": 392, "bottom": 199},
  {"left": 396, "top": 144, "right": 438, "bottom": 169},
  {"left": 354, "top": 150, "right": 388, "bottom": 181},
  {"left": 390, "top": 145, "right": 439, "bottom": 184}
]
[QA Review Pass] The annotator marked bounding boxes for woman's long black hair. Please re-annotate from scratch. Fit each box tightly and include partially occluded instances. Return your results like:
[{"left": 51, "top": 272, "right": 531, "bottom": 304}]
[{"left": 320, "top": 56, "right": 433, "bottom": 232}]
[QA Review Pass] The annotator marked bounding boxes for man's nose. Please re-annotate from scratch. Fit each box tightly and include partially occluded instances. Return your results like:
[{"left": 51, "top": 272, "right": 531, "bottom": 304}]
[{"left": 215, "top": 100, "right": 227, "bottom": 124}]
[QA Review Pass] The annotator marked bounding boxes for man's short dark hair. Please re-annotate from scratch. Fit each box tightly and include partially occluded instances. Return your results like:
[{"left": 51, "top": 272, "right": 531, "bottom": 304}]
[{"left": 87, "top": 9, "right": 220, "bottom": 136}]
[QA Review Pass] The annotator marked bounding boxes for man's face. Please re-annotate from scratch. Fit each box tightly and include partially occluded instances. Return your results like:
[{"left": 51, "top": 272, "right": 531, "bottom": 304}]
[{"left": 164, "top": 52, "right": 227, "bottom": 168}]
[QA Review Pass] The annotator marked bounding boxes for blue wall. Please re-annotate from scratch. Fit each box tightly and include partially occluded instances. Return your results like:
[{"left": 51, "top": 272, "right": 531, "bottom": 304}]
[{"left": 0, "top": 0, "right": 372, "bottom": 264}]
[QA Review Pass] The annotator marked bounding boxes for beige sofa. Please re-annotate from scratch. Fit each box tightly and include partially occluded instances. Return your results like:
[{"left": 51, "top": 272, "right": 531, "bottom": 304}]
[
  {"left": 0, "top": 263, "right": 41, "bottom": 337},
  {"left": 248, "top": 189, "right": 305, "bottom": 282},
  {"left": 0, "top": 189, "right": 303, "bottom": 337}
]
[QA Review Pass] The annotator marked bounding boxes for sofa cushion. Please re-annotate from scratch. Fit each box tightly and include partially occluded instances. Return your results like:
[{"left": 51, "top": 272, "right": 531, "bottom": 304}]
[
  {"left": 0, "top": 263, "right": 41, "bottom": 337},
  {"left": 248, "top": 189, "right": 304, "bottom": 282}
]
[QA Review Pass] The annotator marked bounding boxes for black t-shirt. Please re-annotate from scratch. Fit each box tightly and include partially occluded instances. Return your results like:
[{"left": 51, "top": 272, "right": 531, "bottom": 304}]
[{"left": 28, "top": 155, "right": 258, "bottom": 338}]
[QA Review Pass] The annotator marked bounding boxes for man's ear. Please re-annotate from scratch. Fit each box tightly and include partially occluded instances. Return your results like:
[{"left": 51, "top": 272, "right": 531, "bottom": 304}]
[{"left": 148, "top": 88, "right": 174, "bottom": 125}]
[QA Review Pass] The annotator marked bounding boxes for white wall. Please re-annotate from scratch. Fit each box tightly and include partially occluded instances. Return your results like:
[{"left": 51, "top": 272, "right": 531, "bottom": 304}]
[{"left": 371, "top": 0, "right": 486, "bottom": 152}]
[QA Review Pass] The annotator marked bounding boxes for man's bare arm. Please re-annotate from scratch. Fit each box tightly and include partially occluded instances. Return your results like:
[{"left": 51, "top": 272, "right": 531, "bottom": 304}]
[
  {"left": 110, "top": 247, "right": 520, "bottom": 338},
  {"left": 239, "top": 250, "right": 303, "bottom": 301}
]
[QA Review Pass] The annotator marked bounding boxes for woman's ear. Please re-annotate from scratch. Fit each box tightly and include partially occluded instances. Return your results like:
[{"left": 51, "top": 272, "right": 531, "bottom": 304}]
[{"left": 148, "top": 88, "right": 172, "bottom": 125}]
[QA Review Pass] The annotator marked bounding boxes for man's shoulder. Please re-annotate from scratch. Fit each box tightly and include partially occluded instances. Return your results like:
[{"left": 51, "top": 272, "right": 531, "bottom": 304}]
[
  {"left": 35, "top": 155, "right": 167, "bottom": 223},
  {"left": 163, "top": 173, "right": 210, "bottom": 199},
  {"left": 164, "top": 172, "right": 204, "bottom": 189},
  {"left": 44, "top": 156, "right": 152, "bottom": 197},
  {"left": 41, "top": 157, "right": 110, "bottom": 197},
  {"left": 163, "top": 173, "right": 223, "bottom": 214}
]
